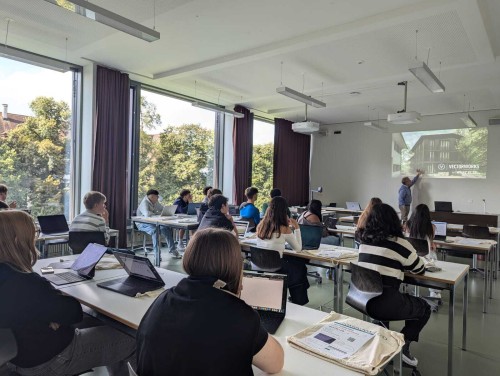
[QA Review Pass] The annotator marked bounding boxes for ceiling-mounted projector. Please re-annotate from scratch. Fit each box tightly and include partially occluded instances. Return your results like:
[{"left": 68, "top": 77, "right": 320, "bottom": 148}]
[
  {"left": 387, "top": 111, "right": 421, "bottom": 124},
  {"left": 292, "top": 121, "right": 320, "bottom": 134}
]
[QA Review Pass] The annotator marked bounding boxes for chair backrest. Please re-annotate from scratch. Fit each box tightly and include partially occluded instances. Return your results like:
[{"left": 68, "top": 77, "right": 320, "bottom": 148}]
[
  {"left": 405, "top": 237, "right": 429, "bottom": 257},
  {"left": 249, "top": 246, "right": 282, "bottom": 272},
  {"left": 68, "top": 231, "right": 106, "bottom": 254},
  {"left": 0, "top": 328, "right": 17, "bottom": 366},
  {"left": 462, "top": 225, "right": 493, "bottom": 240},
  {"left": 345, "top": 263, "right": 383, "bottom": 316},
  {"left": 128, "top": 362, "right": 138, "bottom": 376}
]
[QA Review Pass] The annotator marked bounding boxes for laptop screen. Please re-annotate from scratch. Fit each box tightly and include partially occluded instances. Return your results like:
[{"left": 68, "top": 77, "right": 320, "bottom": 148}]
[
  {"left": 37, "top": 214, "right": 69, "bottom": 234},
  {"left": 240, "top": 272, "right": 287, "bottom": 313},
  {"left": 435, "top": 201, "right": 453, "bottom": 212},
  {"left": 346, "top": 202, "right": 361, "bottom": 211},
  {"left": 113, "top": 252, "right": 163, "bottom": 282},
  {"left": 71, "top": 243, "right": 108, "bottom": 276},
  {"left": 234, "top": 220, "right": 249, "bottom": 237},
  {"left": 432, "top": 221, "right": 447, "bottom": 237}
]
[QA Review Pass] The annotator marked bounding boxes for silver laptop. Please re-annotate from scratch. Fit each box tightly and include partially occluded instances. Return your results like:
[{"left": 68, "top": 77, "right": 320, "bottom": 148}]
[
  {"left": 234, "top": 220, "right": 250, "bottom": 238},
  {"left": 432, "top": 221, "right": 447, "bottom": 241},
  {"left": 160, "top": 205, "right": 177, "bottom": 216},
  {"left": 44, "top": 243, "right": 108, "bottom": 286},
  {"left": 346, "top": 202, "right": 362, "bottom": 211},
  {"left": 240, "top": 272, "right": 287, "bottom": 334}
]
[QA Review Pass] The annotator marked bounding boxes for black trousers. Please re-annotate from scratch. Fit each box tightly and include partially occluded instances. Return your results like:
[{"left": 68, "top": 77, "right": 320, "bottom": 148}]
[
  {"left": 280, "top": 255, "right": 310, "bottom": 305},
  {"left": 368, "top": 286, "right": 431, "bottom": 343}
]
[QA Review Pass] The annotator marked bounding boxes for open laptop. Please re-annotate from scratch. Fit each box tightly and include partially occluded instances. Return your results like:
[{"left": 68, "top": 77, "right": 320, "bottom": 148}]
[
  {"left": 160, "top": 205, "right": 177, "bottom": 217},
  {"left": 346, "top": 202, "right": 362, "bottom": 211},
  {"left": 299, "top": 224, "right": 323, "bottom": 250},
  {"left": 240, "top": 272, "right": 287, "bottom": 334},
  {"left": 228, "top": 205, "right": 240, "bottom": 216},
  {"left": 37, "top": 214, "right": 69, "bottom": 235},
  {"left": 234, "top": 220, "right": 250, "bottom": 238},
  {"left": 435, "top": 201, "right": 453, "bottom": 212},
  {"left": 432, "top": 221, "right": 447, "bottom": 241},
  {"left": 97, "top": 252, "right": 165, "bottom": 297},
  {"left": 187, "top": 202, "right": 202, "bottom": 215},
  {"left": 44, "top": 243, "right": 108, "bottom": 286}
]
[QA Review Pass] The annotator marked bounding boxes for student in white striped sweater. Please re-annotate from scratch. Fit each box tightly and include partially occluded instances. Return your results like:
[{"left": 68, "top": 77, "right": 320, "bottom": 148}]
[
  {"left": 70, "top": 191, "right": 110, "bottom": 243},
  {"left": 355, "top": 203, "right": 430, "bottom": 368}
]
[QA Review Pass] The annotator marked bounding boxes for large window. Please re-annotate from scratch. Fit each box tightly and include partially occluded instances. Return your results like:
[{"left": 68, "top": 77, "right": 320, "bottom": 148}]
[
  {"left": 251, "top": 119, "right": 275, "bottom": 211},
  {"left": 136, "top": 89, "right": 216, "bottom": 204},
  {"left": 0, "top": 57, "right": 76, "bottom": 217}
]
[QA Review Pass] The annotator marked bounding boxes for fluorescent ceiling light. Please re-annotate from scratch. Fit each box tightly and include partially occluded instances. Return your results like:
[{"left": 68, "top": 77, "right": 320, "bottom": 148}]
[
  {"left": 43, "top": 0, "right": 160, "bottom": 42},
  {"left": 276, "top": 86, "right": 326, "bottom": 108},
  {"left": 409, "top": 60, "right": 445, "bottom": 93},
  {"left": 192, "top": 102, "right": 245, "bottom": 118},
  {"left": 460, "top": 114, "right": 477, "bottom": 128},
  {"left": 0, "top": 45, "right": 71, "bottom": 72}
]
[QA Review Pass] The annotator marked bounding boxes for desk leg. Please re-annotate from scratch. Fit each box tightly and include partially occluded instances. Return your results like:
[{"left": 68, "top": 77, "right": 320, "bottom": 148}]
[
  {"left": 333, "top": 264, "right": 339, "bottom": 312},
  {"left": 131, "top": 223, "right": 135, "bottom": 252},
  {"left": 462, "top": 273, "right": 468, "bottom": 350},
  {"left": 338, "top": 266, "right": 344, "bottom": 313},
  {"left": 483, "top": 250, "right": 489, "bottom": 312},
  {"left": 448, "top": 286, "right": 455, "bottom": 376},
  {"left": 155, "top": 223, "right": 161, "bottom": 267},
  {"left": 340, "top": 233, "right": 344, "bottom": 247},
  {"left": 489, "top": 248, "right": 493, "bottom": 299}
]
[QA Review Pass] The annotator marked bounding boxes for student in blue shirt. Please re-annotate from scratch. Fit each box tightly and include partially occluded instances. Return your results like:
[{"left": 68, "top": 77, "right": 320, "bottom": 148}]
[
  {"left": 239, "top": 187, "right": 260, "bottom": 231},
  {"left": 398, "top": 169, "right": 423, "bottom": 224}
]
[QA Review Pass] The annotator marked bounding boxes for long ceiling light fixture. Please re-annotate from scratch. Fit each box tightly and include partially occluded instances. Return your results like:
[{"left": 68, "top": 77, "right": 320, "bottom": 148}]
[
  {"left": 43, "top": 0, "right": 160, "bottom": 42},
  {"left": 409, "top": 60, "right": 445, "bottom": 93},
  {"left": 276, "top": 86, "right": 326, "bottom": 108},
  {"left": 192, "top": 102, "right": 245, "bottom": 118},
  {"left": 459, "top": 95, "right": 477, "bottom": 128}
]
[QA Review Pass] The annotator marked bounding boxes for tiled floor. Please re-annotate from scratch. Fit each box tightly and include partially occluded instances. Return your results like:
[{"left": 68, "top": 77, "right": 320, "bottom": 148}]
[{"left": 89, "top": 244, "right": 500, "bottom": 376}]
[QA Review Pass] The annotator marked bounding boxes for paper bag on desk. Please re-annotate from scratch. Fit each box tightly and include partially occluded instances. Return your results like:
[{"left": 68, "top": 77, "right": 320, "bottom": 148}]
[{"left": 287, "top": 311, "right": 404, "bottom": 375}]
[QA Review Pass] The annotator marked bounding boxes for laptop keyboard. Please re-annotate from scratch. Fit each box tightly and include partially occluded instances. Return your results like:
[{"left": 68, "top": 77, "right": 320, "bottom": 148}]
[
  {"left": 55, "top": 272, "right": 85, "bottom": 283},
  {"left": 258, "top": 311, "right": 284, "bottom": 334}
]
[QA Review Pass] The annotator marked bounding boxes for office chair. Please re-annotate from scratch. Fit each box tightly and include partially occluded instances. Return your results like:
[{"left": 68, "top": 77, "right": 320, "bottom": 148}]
[
  {"left": 130, "top": 215, "right": 155, "bottom": 257},
  {"left": 0, "top": 329, "right": 17, "bottom": 368},
  {"left": 68, "top": 231, "right": 106, "bottom": 254},
  {"left": 462, "top": 225, "right": 495, "bottom": 273},
  {"left": 249, "top": 246, "right": 282, "bottom": 272}
]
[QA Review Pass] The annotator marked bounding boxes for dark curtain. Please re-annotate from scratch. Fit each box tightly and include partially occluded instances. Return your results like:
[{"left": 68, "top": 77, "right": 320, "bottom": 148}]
[
  {"left": 232, "top": 105, "right": 253, "bottom": 205},
  {"left": 92, "top": 66, "right": 130, "bottom": 248},
  {"left": 273, "top": 118, "right": 310, "bottom": 206}
]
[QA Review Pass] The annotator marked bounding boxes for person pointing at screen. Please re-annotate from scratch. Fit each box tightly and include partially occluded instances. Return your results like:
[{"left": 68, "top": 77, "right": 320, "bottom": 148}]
[{"left": 398, "top": 169, "right": 423, "bottom": 224}]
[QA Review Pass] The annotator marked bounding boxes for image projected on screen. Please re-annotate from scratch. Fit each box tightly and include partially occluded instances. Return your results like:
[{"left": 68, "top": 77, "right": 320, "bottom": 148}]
[{"left": 392, "top": 128, "right": 487, "bottom": 178}]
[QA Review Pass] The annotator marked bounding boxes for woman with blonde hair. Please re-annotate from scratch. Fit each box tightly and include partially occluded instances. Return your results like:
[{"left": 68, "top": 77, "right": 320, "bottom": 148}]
[
  {"left": 137, "top": 228, "right": 284, "bottom": 376},
  {"left": 0, "top": 210, "right": 135, "bottom": 376}
]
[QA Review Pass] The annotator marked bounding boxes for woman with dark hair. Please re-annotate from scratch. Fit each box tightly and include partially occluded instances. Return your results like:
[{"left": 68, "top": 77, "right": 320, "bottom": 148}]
[
  {"left": 357, "top": 197, "right": 382, "bottom": 229},
  {"left": 0, "top": 211, "right": 135, "bottom": 376},
  {"left": 298, "top": 199, "right": 340, "bottom": 245},
  {"left": 256, "top": 196, "right": 310, "bottom": 305},
  {"left": 406, "top": 203, "right": 440, "bottom": 298},
  {"left": 355, "top": 203, "right": 430, "bottom": 368},
  {"left": 137, "top": 228, "right": 284, "bottom": 376}
]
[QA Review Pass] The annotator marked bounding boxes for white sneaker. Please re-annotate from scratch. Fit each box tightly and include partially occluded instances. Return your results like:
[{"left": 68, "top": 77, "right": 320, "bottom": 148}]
[
  {"left": 429, "top": 290, "right": 442, "bottom": 299},
  {"left": 169, "top": 249, "right": 182, "bottom": 259},
  {"left": 402, "top": 348, "right": 418, "bottom": 367}
]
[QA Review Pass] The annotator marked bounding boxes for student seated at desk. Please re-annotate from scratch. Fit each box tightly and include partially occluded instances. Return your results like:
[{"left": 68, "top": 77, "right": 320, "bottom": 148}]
[
  {"left": 298, "top": 199, "right": 340, "bottom": 246},
  {"left": 136, "top": 228, "right": 284, "bottom": 376},
  {"left": 0, "top": 210, "right": 135, "bottom": 376},
  {"left": 70, "top": 191, "right": 110, "bottom": 243},
  {"left": 355, "top": 203, "right": 430, "bottom": 367},
  {"left": 137, "top": 189, "right": 180, "bottom": 258},
  {"left": 240, "top": 186, "right": 260, "bottom": 231},
  {"left": 356, "top": 197, "right": 382, "bottom": 230},
  {"left": 198, "top": 194, "right": 238, "bottom": 237},
  {"left": 201, "top": 185, "right": 212, "bottom": 204},
  {"left": 260, "top": 188, "right": 291, "bottom": 217},
  {"left": 0, "top": 184, "right": 16, "bottom": 209},
  {"left": 197, "top": 188, "right": 222, "bottom": 222},
  {"left": 256, "top": 196, "right": 310, "bottom": 305},
  {"left": 173, "top": 189, "right": 193, "bottom": 251}
]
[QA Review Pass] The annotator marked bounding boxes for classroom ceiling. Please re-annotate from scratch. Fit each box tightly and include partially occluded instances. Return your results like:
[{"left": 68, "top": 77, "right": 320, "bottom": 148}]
[{"left": 1, "top": 0, "right": 500, "bottom": 125}]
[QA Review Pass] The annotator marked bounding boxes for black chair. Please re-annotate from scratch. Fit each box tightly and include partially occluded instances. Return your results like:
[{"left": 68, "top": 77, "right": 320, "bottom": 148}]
[
  {"left": 405, "top": 237, "right": 429, "bottom": 257},
  {"left": 249, "top": 246, "right": 282, "bottom": 272},
  {"left": 68, "top": 231, "right": 106, "bottom": 254},
  {"left": 345, "top": 263, "right": 384, "bottom": 319},
  {"left": 0, "top": 329, "right": 17, "bottom": 369}
]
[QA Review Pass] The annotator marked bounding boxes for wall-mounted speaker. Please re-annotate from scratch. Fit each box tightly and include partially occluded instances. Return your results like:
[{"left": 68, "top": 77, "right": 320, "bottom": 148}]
[{"left": 489, "top": 118, "right": 500, "bottom": 126}]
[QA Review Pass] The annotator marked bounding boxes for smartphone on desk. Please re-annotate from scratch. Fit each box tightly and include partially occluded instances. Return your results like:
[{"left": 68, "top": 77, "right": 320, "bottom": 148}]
[{"left": 425, "top": 266, "right": 442, "bottom": 273}]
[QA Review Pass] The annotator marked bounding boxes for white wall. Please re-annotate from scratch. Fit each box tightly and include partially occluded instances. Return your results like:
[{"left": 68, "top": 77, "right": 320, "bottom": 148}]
[{"left": 310, "top": 110, "right": 500, "bottom": 214}]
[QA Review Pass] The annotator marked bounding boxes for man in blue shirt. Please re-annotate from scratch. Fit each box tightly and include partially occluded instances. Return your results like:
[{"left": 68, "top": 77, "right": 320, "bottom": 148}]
[
  {"left": 239, "top": 187, "right": 260, "bottom": 231},
  {"left": 398, "top": 169, "right": 423, "bottom": 223}
]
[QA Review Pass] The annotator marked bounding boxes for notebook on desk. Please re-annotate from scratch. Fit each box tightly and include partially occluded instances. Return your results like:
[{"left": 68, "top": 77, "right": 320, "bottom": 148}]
[
  {"left": 37, "top": 214, "right": 69, "bottom": 235},
  {"left": 97, "top": 252, "right": 165, "bottom": 297},
  {"left": 44, "top": 243, "right": 108, "bottom": 285},
  {"left": 240, "top": 272, "right": 287, "bottom": 334}
]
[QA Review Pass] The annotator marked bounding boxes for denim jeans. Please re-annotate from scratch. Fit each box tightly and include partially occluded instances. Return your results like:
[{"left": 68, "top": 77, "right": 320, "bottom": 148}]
[
  {"left": 9, "top": 325, "right": 136, "bottom": 376},
  {"left": 136, "top": 223, "right": 175, "bottom": 252}
]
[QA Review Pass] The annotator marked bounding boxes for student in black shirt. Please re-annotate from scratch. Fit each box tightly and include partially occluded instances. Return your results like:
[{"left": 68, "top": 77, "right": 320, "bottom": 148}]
[
  {"left": 0, "top": 210, "right": 135, "bottom": 376},
  {"left": 198, "top": 194, "right": 238, "bottom": 237},
  {"left": 197, "top": 188, "right": 222, "bottom": 222},
  {"left": 136, "top": 228, "right": 284, "bottom": 376}
]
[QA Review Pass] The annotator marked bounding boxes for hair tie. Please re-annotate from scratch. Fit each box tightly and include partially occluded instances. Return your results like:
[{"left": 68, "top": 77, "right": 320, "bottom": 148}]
[{"left": 213, "top": 279, "right": 227, "bottom": 289}]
